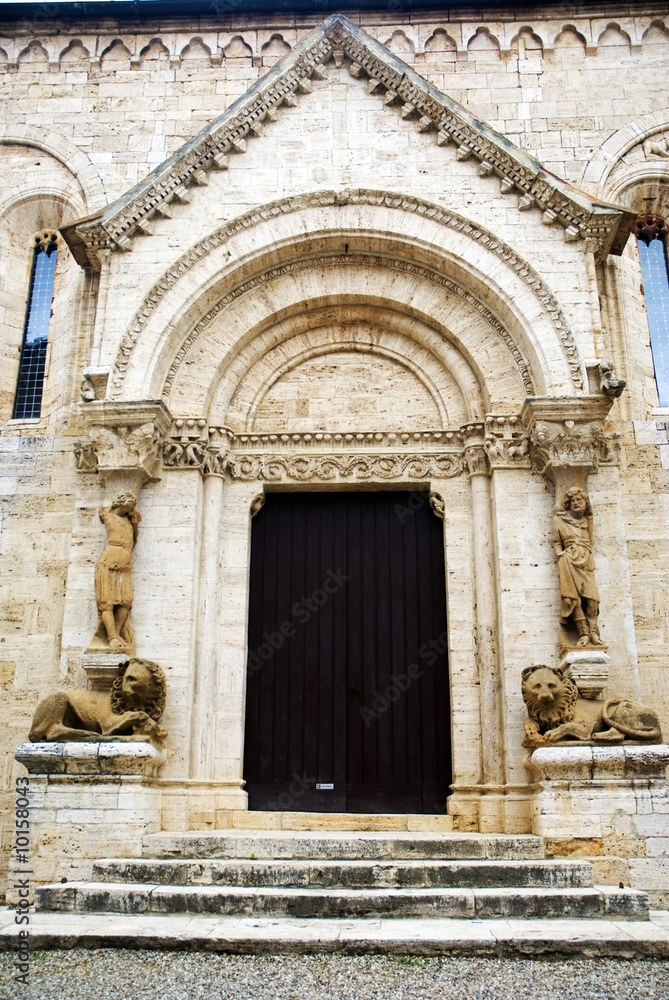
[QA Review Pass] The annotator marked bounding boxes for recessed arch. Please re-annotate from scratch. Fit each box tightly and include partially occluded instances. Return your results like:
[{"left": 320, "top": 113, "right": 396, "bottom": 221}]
[{"left": 112, "top": 191, "right": 584, "bottom": 407}]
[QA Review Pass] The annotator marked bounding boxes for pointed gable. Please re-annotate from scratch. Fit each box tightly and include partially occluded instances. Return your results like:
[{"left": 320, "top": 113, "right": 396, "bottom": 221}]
[{"left": 61, "top": 14, "right": 635, "bottom": 269}]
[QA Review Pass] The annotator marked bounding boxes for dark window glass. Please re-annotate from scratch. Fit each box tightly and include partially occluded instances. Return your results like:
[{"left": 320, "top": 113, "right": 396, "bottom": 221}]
[
  {"left": 635, "top": 216, "right": 669, "bottom": 408},
  {"left": 12, "top": 238, "right": 57, "bottom": 419}
]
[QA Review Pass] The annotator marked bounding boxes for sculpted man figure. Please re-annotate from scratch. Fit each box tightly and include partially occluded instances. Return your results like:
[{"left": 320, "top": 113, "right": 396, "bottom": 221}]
[
  {"left": 90, "top": 493, "right": 140, "bottom": 654},
  {"left": 553, "top": 487, "right": 604, "bottom": 648}
]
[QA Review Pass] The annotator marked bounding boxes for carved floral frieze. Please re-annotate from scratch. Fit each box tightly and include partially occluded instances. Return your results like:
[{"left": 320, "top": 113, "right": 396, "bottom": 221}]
[{"left": 227, "top": 453, "right": 464, "bottom": 482}]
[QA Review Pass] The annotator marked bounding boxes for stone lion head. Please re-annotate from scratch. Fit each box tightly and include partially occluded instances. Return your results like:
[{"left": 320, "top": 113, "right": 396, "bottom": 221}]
[
  {"left": 110, "top": 658, "right": 167, "bottom": 720},
  {"left": 521, "top": 664, "right": 578, "bottom": 731}
]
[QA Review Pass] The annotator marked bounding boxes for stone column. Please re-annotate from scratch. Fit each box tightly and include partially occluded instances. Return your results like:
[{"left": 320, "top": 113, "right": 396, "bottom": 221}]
[{"left": 462, "top": 424, "right": 505, "bottom": 794}]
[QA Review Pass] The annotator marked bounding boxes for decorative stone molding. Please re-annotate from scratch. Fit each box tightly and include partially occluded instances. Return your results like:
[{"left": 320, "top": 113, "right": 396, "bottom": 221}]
[
  {"left": 109, "top": 189, "right": 584, "bottom": 400},
  {"left": 484, "top": 414, "right": 531, "bottom": 469},
  {"left": 75, "top": 400, "right": 172, "bottom": 497},
  {"left": 160, "top": 414, "right": 600, "bottom": 483},
  {"left": 60, "top": 15, "right": 634, "bottom": 267},
  {"left": 162, "top": 420, "right": 229, "bottom": 478},
  {"left": 526, "top": 744, "right": 669, "bottom": 783},
  {"left": 228, "top": 453, "right": 464, "bottom": 483},
  {"left": 521, "top": 396, "right": 620, "bottom": 497}
]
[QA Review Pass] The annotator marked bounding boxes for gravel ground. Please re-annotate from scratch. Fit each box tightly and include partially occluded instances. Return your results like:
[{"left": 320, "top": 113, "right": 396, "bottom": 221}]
[{"left": 1, "top": 950, "right": 668, "bottom": 1000}]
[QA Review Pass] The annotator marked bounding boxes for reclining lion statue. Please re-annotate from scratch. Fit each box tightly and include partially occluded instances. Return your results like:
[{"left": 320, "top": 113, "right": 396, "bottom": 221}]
[
  {"left": 29, "top": 658, "right": 167, "bottom": 745},
  {"left": 521, "top": 664, "right": 662, "bottom": 749}
]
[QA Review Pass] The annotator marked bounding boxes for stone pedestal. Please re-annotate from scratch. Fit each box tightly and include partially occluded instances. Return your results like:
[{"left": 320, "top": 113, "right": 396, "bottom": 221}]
[
  {"left": 559, "top": 649, "right": 610, "bottom": 699},
  {"left": 527, "top": 744, "right": 669, "bottom": 907},
  {"left": 82, "top": 652, "right": 128, "bottom": 691},
  {"left": 14, "top": 742, "right": 165, "bottom": 890}
]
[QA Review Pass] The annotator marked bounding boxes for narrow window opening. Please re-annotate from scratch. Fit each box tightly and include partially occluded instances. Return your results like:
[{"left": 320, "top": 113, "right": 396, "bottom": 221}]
[
  {"left": 634, "top": 215, "right": 669, "bottom": 407},
  {"left": 12, "top": 231, "right": 58, "bottom": 419}
]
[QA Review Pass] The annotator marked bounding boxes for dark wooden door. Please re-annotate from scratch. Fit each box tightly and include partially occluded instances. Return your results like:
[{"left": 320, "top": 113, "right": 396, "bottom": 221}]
[{"left": 243, "top": 491, "right": 451, "bottom": 814}]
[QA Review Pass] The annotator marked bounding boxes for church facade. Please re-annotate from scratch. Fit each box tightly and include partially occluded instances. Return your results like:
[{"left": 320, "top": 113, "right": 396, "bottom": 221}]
[{"left": 1, "top": 1, "right": 669, "bottom": 906}]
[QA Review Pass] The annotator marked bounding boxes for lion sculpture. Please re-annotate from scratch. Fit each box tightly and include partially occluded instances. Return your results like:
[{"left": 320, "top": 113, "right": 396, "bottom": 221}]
[
  {"left": 29, "top": 658, "right": 168, "bottom": 745},
  {"left": 521, "top": 664, "right": 662, "bottom": 749}
]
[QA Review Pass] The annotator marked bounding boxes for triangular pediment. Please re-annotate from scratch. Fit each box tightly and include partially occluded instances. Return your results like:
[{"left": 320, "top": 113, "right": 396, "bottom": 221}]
[{"left": 62, "top": 14, "right": 635, "bottom": 268}]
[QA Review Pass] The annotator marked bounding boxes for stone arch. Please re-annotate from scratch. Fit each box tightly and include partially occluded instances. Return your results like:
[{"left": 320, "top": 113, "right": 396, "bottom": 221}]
[
  {"left": 209, "top": 302, "right": 482, "bottom": 431},
  {"left": 223, "top": 35, "right": 253, "bottom": 60},
  {"left": 59, "top": 39, "right": 90, "bottom": 68},
  {"left": 140, "top": 38, "right": 170, "bottom": 64},
  {"left": 642, "top": 20, "right": 669, "bottom": 46},
  {"left": 111, "top": 192, "right": 583, "bottom": 408},
  {"left": 100, "top": 39, "right": 132, "bottom": 70},
  {"left": 583, "top": 110, "right": 669, "bottom": 201},
  {"left": 424, "top": 29, "right": 457, "bottom": 58},
  {"left": 0, "top": 128, "right": 104, "bottom": 213},
  {"left": 260, "top": 34, "right": 291, "bottom": 66},
  {"left": 510, "top": 27, "right": 544, "bottom": 57},
  {"left": 467, "top": 28, "right": 500, "bottom": 56},
  {"left": 384, "top": 30, "right": 415, "bottom": 57},
  {"left": 552, "top": 25, "right": 587, "bottom": 55},
  {"left": 18, "top": 41, "right": 48, "bottom": 67},
  {"left": 597, "top": 24, "right": 632, "bottom": 52},
  {"left": 180, "top": 37, "right": 211, "bottom": 63}
]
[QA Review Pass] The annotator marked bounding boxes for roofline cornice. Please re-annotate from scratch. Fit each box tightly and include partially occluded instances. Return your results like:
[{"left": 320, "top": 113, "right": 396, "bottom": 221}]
[{"left": 60, "top": 13, "right": 637, "bottom": 269}]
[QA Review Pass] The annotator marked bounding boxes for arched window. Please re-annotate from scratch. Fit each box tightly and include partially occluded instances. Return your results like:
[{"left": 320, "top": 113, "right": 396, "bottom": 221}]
[
  {"left": 12, "top": 231, "right": 58, "bottom": 419},
  {"left": 634, "top": 215, "right": 669, "bottom": 407}
]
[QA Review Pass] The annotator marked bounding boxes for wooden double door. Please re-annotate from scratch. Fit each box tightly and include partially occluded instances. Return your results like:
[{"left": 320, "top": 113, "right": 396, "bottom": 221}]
[{"left": 243, "top": 491, "right": 451, "bottom": 814}]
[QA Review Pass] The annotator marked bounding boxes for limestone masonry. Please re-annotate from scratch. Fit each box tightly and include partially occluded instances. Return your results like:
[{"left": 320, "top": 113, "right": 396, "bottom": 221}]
[{"left": 1, "top": 1, "right": 669, "bottom": 913}]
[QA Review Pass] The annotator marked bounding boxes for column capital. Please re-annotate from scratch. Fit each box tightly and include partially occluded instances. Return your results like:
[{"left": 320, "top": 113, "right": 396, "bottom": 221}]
[
  {"left": 461, "top": 422, "right": 490, "bottom": 478},
  {"left": 75, "top": 399, "right": 173, "bottom": 497},
  {"left": 520, "top": 395, "right": 620, "bottom": 498}
]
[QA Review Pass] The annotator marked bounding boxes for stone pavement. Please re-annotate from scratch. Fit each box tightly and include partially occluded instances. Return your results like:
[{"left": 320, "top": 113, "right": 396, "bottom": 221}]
[{"left": 1, "top": 908, "right": 668, "bottom": 958}]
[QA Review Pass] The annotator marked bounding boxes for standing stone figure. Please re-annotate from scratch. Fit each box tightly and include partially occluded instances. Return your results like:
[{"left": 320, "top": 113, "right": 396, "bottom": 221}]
[
  {"left": 553, "top": 487, "right": 605, "bottom": 648},
  {"left": 89, "top": 493, "right": 141, "bottom": 654}
]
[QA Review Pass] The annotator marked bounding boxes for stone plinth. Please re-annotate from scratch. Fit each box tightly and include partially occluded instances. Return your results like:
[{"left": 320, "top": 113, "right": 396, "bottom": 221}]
[
  {"left": 14, "top": 742, "right": 165, "bottom": 890},
  {"left": 558, "top": 649, "right": 610, "bottom": 699},
  {"left": 527, "top": 744, "right": 669, "bottom": 907},
  {"left": 82, "top": 652, "right": 131, "bottom": 691}
]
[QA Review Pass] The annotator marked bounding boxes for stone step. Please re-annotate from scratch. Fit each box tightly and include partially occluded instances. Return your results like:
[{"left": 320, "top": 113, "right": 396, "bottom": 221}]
[
  {"left": 218, "top": 811, "right": 455, "bottom": 832},
  {"left": 92, "top": 857, "right": 594, "bottom": 890},
  {"left": 36, "top": 882, "right": 649, "bottom": 921},
  {"left": 143, "top": 830, "right": 545, "bottom": 862}
]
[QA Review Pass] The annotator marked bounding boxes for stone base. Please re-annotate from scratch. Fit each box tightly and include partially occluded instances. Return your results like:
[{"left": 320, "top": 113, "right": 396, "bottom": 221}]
[
  {"left": 527, "top": 744, "right": 669, "bottom": 907},
  {"left": 13, "top": 742, "right": 166, "bottom": 893},
  {"left": 447, "top": 785, "right": 533, "bottom": 834},
  {"left": 82, "top": 652, "right": 129, "bottom": 691},
  {"left": 558, "top": 649, "right": 610, "bottom": 700}
]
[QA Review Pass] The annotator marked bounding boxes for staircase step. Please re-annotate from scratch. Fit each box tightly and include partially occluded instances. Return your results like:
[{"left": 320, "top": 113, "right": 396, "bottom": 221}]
[
  {"left": 92, "top": 858, "right": 593, "bottom": 890},
  {"left": 143, "top": 830, "right": 545, "bottom": 862},
  {"left": 36, "top": 882, "right": 648, "bottom": 921}
]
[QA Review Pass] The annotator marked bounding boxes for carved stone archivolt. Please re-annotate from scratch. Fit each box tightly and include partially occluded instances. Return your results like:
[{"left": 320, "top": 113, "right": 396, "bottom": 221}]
[{"left": 107, "top": 188, "right": 583, "bottom": 400}]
